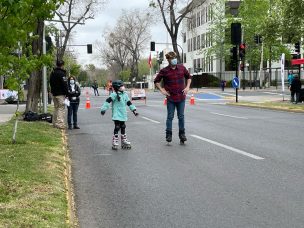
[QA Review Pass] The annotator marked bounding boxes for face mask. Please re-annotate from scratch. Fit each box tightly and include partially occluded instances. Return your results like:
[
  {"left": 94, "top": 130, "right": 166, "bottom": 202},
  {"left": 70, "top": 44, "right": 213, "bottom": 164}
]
[
  {"left": 171, "top": 58, "right": 177, "bottom": 66},
  {"left": 70, "top": 80, "right": 75, "bottom": 84},
  {"left": 119, "top": 86, "right": 125, "bottom": 91}
]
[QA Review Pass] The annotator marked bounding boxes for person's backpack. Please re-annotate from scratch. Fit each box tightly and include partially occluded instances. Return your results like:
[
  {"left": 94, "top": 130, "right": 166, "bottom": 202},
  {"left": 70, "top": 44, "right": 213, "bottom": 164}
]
[{"left": 23, "top": 111, "right": 40, "bottom": 121}]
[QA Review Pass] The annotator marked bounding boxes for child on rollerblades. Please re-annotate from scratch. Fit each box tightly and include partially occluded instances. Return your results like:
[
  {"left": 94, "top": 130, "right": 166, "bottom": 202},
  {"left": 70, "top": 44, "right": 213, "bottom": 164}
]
[{"left": 100, "top": 80, "right": 138, "bottom": 150}]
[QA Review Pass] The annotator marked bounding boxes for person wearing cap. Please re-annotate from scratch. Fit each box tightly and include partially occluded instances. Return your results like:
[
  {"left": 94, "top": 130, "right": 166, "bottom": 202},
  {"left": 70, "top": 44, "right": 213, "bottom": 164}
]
[
  {"left": 154, "top": 51, "right": 192, "bottom": 143},
  {"left": 50, "top": 60, "right": 68, "bottom": 129}
]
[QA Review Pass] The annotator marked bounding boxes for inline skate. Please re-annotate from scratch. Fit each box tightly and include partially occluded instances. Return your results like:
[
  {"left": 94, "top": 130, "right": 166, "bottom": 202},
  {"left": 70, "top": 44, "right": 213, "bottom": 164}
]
[
  {"left": 112, "top": 134, "right": 119, "bottom": 150},
  {"left": 179, "top": 131, "right": 187, "bottom": 145},
  {"left": 166, "top": 131, "right": 172, "bottom": 144},
  {"left": 121, "top": 134, "right": 131, "bottom": 149}
]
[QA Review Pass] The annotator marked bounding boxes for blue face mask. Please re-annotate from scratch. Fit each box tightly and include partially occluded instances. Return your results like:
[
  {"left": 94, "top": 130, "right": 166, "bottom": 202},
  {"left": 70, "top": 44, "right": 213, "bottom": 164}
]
[
  {"left": 171, "top": 58, "right": 177, "bottom": 66},
  {"left": 70, "top": 80, "right": 75, "bottom": 84}
]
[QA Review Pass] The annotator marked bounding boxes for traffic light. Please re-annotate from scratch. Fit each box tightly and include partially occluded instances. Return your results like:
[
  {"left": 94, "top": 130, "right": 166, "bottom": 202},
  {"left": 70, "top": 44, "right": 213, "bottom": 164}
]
[
  {"left": 230, "top": 46, "right": 237, "bottom": 70},
  {"left": 45, "top": 36, "right": 53, "bottom": 52},
  {"left": 254, "top": 35, "right": 262, "bottom": 44},
  {"left": 158, "top": 51, "right": 163, "bottom": 64},
  {"left": 295, "top": 42, "right": 300, "bottom": 53},
  {"left": 150, "top": 41, "right": 155, "bottom": 51},
  {"left": 239, "top": 43, "right": 246, "bottom": 60},
  {"left": 87, "top": 44, "right": 92, "bottom": 54}
]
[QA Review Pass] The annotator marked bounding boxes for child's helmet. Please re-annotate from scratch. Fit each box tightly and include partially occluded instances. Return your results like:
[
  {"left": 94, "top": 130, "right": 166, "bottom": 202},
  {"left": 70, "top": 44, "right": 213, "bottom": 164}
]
[{"left": 112, "top": 80, "right": 124, "bottom": 91}]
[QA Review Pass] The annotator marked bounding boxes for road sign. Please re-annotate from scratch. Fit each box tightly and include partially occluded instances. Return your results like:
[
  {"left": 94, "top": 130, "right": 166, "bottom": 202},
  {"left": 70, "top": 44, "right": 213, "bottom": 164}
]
[{"left": 232, "top": 77, "right": 239, "bottom": 88}]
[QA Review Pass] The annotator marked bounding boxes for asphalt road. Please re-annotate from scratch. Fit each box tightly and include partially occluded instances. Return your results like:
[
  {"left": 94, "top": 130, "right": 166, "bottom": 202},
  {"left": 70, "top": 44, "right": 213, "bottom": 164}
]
[{"left": 68, "top": 89, "right": 304, "bottom": 228}]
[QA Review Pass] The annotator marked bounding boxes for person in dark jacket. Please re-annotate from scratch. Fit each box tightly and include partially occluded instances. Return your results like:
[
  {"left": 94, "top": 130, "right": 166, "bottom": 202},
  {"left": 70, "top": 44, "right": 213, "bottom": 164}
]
[
  {"left": 50, "top": 60, "right": 68, "bottom": 129},
  {"left": 67, "top": 76, "right": 81, "bottom": 129},
  {"left": 290, "top": 75, "right": 302, "bottom": 104},
  {"left": 92, "top": 80, "right": 99, "bottom": 96}
]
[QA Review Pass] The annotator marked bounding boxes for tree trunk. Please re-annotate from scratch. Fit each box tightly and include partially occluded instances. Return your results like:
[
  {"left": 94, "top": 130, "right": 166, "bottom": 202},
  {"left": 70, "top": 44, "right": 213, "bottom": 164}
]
[
  {"left": 171, "top": 35, "right": 181, "bottom": 63},
  {"left": 26, "top": 19, "right": 44, "bottom": 112}
]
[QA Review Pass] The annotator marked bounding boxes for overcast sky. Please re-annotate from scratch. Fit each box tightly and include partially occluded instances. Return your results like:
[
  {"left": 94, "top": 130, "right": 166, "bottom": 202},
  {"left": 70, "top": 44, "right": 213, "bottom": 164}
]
[{"left": 64, "top": 0, "right": 172, "bottom": 68}]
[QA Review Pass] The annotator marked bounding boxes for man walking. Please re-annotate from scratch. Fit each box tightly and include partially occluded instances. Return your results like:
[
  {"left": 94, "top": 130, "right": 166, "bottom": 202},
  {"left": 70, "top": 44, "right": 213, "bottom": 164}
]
[
  {"left": 50, "top": 60, "right": 68, "bottom": 129},
  {"left": 154, "top": 51, "right": 192, "bottom": 143},
  {"left": 92, "top": 80, "right": 99, "bottom": 96}
]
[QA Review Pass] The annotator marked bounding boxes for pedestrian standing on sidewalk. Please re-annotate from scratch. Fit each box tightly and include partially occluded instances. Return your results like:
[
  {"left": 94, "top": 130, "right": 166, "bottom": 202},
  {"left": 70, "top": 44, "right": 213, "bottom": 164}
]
[
  {"left": 287, "top": 71, "right": 294, "bottom": 89},
  {"left": 154, "top": 51, "right": 192, "bottom": 143},
  {"left": 50, "top": 60, "right": 68, "bottom": 129},
  {"left": 290, "top": 75, "right": 302, "bottom": 104},
  {"left": 67, "top": 76, "right": 81, "bottom": 130},
  {"left": 220, "top": 80, "right": 226, "bottom": 91},
  {"left": 100, "top": 80, "right": 138, "bottom": 150}
]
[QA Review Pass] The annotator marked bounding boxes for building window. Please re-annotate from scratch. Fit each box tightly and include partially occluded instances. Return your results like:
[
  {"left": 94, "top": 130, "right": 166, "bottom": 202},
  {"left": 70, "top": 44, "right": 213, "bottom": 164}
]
[
  {"left": 210, "top": 56, "right": 213, "bottom": 71},
  {"left": 187, "top": 18, "right": 191, "bottom": 31},
  {"left": 201, "top": 34, "right": 205, "bottom": 48},
  {"left": 187, "top": 39, "right": 190, "bottom": 52},
  {"left": 183, "top": 33, "right": 186, "bottom": 43},
  {"left": 202, "top": 57, "right": 205, "bottom": 72},
  {"left": 190, "top": 39, "right": 193, "bottom": 52},
  {"left": 197, "top": 35, "right": 200, "bottom": 50},
  {"left": 193, "top": 59, "right": 196, "bottom": 69},
  {"left": 201, "top": 8, "right": 205, "bottom": 25},
  {"left": 210, "top": 4, "right": 213, "bottom": 21},
  {"left": 197, "top": 58, "right": 201, "bottom": 68},
  {"left": 184, "top": 53, "right": 187, "bottom": 63},
  {"left": 192, "top": 14, "right": 196, "bottom": 28},
  {"left": 210, "top": 32, "right": 213, "bottom": 46},
  {"left": 206, "top": 33, "right": 209, "bottom": 47},
  {"left": 197, "top": 11, "right": 201, "bottom": 27},
  {"left": 193, "top": 37, "right": 197, "bottom": 50},
  {"left": 206, "top": 6, "right": 208, "bottom": 23}
]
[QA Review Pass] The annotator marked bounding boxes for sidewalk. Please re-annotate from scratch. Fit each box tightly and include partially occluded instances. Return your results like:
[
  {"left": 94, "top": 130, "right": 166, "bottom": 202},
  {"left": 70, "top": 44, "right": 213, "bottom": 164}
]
[{"left": 0, "top": 100, "right": 25, "bottom": 123}]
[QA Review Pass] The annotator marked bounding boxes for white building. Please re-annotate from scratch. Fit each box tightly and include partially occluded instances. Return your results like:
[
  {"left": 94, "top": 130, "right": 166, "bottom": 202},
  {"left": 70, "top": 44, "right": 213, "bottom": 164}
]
[{"left": 181, "top": 0, "right": 240, "bottom": 77}]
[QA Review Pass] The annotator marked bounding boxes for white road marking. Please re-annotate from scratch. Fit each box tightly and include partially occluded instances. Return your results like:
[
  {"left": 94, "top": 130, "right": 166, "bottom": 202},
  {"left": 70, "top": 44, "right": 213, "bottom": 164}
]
[
  {"left": 210, "top": 112, "right": 249, "bottom": 119},
  {"left": 221, "top": 92, "right": 242, "bottom": 97},
  {"left": 79, "top": 107, "right": 101, "bottom": 110},
  {"left": 95, "top": 154, "right": 112, "bottom": 156},
  {"left": 263, "top": 92, "right": 284, "bottom": 96},
  {"left": 141, "top": 116, "right": 160, "bottom": 124},
  {"left": 190, "top": 134, "right": 264, "bottom": 160}
]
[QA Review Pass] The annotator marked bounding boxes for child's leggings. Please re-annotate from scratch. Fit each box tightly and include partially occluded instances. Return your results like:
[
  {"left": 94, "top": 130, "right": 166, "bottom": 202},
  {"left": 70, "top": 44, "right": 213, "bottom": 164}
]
[{"left": 113, "top": 120, "right": 126, "bottom": 134}]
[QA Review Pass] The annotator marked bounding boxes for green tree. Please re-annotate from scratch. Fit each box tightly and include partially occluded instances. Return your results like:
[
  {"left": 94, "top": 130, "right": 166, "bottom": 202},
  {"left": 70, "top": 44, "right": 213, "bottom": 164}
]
[
  {"left": 0, "top": 0, "right": 62, "bottom": 112},
  {"left": 119, "top": 70, "right": 131, "bottom": 82}
]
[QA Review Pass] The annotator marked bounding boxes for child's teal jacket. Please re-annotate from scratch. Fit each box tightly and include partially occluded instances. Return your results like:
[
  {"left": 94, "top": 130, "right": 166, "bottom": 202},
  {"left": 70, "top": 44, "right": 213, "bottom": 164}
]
[{"left": 100, "top": 91, "right": 136, "bottom": 121}]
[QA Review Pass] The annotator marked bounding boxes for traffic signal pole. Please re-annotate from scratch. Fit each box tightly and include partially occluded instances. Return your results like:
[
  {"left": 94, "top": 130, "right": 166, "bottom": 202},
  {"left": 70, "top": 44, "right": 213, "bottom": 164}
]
[{"left": 235, "top": 44, "right": 239, "bottom": 103}]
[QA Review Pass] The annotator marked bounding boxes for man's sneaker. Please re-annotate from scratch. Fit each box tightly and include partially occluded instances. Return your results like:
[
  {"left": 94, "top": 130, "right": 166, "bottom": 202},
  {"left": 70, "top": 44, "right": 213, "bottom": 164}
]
[
  {"left": 68, "top": 125, "right": 73, "bottom": 130},
  {"left": 73, "top": 125, "right": 80, "bottom": 129}
]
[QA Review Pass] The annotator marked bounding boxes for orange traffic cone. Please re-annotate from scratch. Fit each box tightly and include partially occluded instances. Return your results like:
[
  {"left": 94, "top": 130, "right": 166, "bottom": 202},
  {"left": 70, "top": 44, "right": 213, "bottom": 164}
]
[
  {"left": 85, "top": 97, "right": 91, "bottom": 109},
  {"left": 190, "top": 94, "right": 195, "bottom": 105},
  {"left": 163, "top": 97, "right": 167, "bottom": 105}
]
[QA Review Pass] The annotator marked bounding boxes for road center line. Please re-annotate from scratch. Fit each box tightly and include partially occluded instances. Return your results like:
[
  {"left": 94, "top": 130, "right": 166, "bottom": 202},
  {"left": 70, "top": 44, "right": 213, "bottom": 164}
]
[
  {"left": 190, "top": 134, "right": 264, "bottom": 160},
  {"left": 210, "top": 112, "right": 248, "bottom": 119},
  {"left": 141, "top": 116, "right": 160, "bottom": 124}
]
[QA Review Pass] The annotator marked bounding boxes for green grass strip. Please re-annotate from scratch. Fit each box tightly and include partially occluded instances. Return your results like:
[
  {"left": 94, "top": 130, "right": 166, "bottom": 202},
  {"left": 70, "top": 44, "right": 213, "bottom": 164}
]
[
  {"left": 0, "top": 120, "right": 70, "bottom": 227},
  {"left": 229, "top": 101, "right": 304, "bottom": 112}
]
